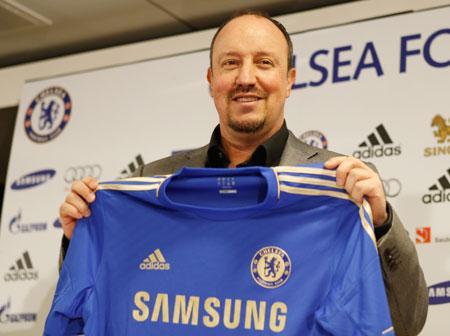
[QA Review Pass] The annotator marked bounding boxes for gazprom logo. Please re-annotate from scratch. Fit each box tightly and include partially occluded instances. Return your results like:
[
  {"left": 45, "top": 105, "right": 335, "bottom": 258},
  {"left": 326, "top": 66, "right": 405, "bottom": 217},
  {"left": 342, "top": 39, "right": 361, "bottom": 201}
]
[
  {"left": 428, "top": 281, "right": 450, "bottom": 305},
  {"left": 11, "top": 169, "right": 56, "bottom": 190}
]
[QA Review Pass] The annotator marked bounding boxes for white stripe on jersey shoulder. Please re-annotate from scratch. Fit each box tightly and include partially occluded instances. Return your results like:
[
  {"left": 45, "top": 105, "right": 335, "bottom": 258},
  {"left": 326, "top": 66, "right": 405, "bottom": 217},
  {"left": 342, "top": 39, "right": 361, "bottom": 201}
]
[
  {"left": 280, "top": 184, "right": 347, "bottom": 200},
  {"left": 278, "top": 174, "right": 342, "bottom": 189},
  {"left": 280, "top": 184, "right": 376, "bottom": 249},
  {"left": 274, "top": 166, "right": 337, "bottom": 177},
  {"left": 97, "top": 184, "right": 160, "bottom": 191},
  {"left": 119, "top": 176, "right": 168, "bottom": 182},
  {"left": 382, "top": 326, "right": 394, "bottom": 335},
  {"left": 97, "top": 176, "right": 169, "bottom": 191}
]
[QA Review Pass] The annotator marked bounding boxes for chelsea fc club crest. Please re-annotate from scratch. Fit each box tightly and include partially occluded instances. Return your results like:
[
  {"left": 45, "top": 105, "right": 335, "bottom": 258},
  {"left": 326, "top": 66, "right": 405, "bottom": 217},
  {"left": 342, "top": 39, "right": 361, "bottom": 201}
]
[
  {"left": 251, "top": 246, "right": 291, "bottom": 289},
  {"left": 299, "top": 130, "right": 328, "bottom": 149},
  {"left": 24, "top": 86, "right": 72, "bottom": 143}
]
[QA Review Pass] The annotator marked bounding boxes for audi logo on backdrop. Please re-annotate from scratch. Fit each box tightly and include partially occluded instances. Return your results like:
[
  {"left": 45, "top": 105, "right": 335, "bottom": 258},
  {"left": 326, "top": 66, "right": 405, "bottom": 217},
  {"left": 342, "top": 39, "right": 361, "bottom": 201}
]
[
  {"left": 64, "top": 165, "right": 102, "bottom": 183},
  {"left": 382, "top": 178, "right": 402, "bottom": 198}
]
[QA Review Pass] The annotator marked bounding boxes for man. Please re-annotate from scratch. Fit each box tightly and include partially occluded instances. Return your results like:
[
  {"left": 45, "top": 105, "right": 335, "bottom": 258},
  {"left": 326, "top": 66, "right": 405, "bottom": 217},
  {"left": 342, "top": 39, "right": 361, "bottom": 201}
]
[{"left": 59, "top": 12, "right": 427, "bottom": 335}]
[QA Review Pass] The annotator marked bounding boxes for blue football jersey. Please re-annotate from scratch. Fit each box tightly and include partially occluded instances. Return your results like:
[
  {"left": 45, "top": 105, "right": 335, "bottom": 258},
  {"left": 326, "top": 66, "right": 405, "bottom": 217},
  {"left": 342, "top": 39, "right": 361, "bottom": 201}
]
[{"left": 45, "top": 164, "right": 394, "bottom": 335}]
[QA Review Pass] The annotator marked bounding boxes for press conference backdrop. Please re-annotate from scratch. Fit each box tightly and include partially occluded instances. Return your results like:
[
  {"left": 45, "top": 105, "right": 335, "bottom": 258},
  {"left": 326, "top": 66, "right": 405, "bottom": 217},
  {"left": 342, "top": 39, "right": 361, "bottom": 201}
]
[{"left": 0, "top": 6, "right": 449, "bottom": 335}]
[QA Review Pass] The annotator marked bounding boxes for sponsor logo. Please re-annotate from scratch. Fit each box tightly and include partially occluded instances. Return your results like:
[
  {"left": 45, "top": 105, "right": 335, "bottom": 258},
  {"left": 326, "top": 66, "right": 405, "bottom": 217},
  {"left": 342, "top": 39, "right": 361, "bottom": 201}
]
[
  {"left": 251, "top": 246, "right": 291, "bottom": 289},
  {"left": 0, "top": 298, "right": 37, "bottom": 324},
  {"left": 24, "top": 87, "right": 72, "bottom": 143},
  {"left": 119, "top": 154, "right": 145, "bottom": 178},
  {"left": 4, "top": 251, "right": 38, "bottom": 282},
  {"left": 140, "top": 248, "right": 170, "bottom": 271},
  {"left": 416, "top": 227, "right": 431, "bottom": 244},
  {"left": 415, "top": 226, "right": 450, "bottom": 244},
  {"left": 53, "top": 218, "right": 62, "bottom": 228},
  {"left": 429, "top": 281, "right": 450, "bottom": 305},
  {"left": 10, "top": 169, "right": 56, "bottom": 190},
  {"left": 424, "top": 114, "right": 450, "bottom": 157},
  {"left": 422, "top": 168, "right": 450, "bottom": 204},
  {"left": 382, "top": 178, "right": 401, "bottom": 198},
  {"left": 132, "top": 291, "right": 287, "bottom": 332},
  {"left": 353, "top": 124, "right": 401, "bottom": 159},
  {"left": 9, "top": 210, "right": 47, "bottom": 234},
  {"left": 299, "top": 130, "right": 328, "bottom": 149},
  {"left": 64, "top": 164, "right": 102, "bottom": 183}
]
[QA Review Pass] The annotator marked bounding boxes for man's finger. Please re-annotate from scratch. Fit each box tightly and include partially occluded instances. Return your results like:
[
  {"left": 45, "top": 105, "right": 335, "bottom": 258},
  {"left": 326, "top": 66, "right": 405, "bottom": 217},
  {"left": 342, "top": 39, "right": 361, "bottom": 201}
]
[
  {"left": 65, "top": 192, "right": 92, "bottom": 217},
  {"left": 324, "top": 156, "right": 347, "bottom": 169},
  {"left": 59, "top": 202, "right": 82, "bottom": 222},
  {"left": 82, "top": 176, "right": 99, "bottom": 191},
  {"left": 344, "top": 168, "right": 371, "bottom": 195},
  {"left": 72, "top": 180, "right": 96, "bottom": 203}
]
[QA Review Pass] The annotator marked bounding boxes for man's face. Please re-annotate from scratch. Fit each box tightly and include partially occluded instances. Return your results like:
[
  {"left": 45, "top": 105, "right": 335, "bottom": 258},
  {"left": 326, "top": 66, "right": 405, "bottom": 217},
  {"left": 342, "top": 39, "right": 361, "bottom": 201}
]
[{"left": 208, "top": 15, "right": 296, "bottom": 136}]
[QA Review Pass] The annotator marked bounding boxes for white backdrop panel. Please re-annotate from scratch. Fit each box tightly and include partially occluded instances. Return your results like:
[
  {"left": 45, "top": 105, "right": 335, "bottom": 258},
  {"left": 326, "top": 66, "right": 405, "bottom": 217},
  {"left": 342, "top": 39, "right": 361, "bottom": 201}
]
[{"left": 0, "top": 6, "right": 449, "bottom": 335}]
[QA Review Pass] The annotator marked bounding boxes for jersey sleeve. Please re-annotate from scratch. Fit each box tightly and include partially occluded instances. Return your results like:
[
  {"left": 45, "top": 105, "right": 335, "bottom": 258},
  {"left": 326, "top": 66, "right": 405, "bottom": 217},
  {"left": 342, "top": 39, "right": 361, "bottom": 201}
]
[
  {"left": 314, "top": 204, "right": 395, "bottom": 336},
  {"left": 44, "top": 198, "right": 105, "bottom": 335}
]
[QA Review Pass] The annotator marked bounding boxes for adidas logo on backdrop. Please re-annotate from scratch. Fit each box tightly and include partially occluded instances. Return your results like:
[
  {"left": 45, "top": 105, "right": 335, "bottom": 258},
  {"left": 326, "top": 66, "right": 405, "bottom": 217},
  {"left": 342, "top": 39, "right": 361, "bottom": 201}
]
[
  {"left": 4, "top": 251, "right": 38, "bottom": 282},
  {"left": 352, "top": 124, "right": 401, "bottom": 159},
  {"left": 422, "top": 168, "right": 450, "bottom": 204},
  {"left": 139, "top": 248, "right": 170, "bottom": 271},
  {"left": 119, "top": 154, "right": 145, "bottom": 178}
]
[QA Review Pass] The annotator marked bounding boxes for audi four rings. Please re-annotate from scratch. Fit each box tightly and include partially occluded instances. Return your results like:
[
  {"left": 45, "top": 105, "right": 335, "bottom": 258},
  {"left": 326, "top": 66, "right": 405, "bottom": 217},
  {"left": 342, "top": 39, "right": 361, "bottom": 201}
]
[
  {"left": 382, "top": 178, "right": 402, "bottom": 198},
  {"left": 64, "top": 165, "right": 102, "bottom": 183}
]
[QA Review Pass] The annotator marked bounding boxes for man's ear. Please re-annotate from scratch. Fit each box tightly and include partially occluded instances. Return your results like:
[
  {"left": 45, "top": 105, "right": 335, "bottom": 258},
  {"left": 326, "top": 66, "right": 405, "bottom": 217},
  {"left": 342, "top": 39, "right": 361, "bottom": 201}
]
[
  {"left": 207, "top": 67, "right": 213, "bottom": 97},
  {"left": 286, "top": 67, "right": 297, "bottom": 98}
]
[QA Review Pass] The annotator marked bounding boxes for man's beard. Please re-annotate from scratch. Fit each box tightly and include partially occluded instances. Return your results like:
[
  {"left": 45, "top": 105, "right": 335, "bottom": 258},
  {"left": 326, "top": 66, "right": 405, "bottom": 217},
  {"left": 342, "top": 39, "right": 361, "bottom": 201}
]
[
  {"left": 228, "top": 116, "right": 265, "bottom": 133},
  {"left": 226, "top": 86, "right": 266, "bottom": 133}
]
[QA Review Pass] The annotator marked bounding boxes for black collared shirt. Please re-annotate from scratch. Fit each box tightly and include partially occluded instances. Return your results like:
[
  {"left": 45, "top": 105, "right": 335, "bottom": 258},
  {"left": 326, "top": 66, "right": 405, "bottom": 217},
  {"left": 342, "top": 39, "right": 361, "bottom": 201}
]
[{"left": 205, "top": 122, "right": 289, "bottom": 168}]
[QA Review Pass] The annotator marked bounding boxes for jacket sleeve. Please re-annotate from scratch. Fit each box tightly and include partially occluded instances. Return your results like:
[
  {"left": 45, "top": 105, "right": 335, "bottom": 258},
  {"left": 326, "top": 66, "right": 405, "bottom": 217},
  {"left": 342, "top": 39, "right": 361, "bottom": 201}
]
[
  {"left": 365, "top": 162, "right": 428, "bottom": 336},
  {"left": 377, "top": 208, "right": 428, "bottom": 336}
]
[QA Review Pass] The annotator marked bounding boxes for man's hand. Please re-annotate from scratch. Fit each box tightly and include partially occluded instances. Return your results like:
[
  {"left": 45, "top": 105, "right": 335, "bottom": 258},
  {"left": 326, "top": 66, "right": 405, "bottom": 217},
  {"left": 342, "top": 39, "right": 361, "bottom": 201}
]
[
  {"left": 59, "top": 176, "right": 98, "bottom": 239},
  {"left": 324, "top": 156, "right": 388, "bottom": 226}
]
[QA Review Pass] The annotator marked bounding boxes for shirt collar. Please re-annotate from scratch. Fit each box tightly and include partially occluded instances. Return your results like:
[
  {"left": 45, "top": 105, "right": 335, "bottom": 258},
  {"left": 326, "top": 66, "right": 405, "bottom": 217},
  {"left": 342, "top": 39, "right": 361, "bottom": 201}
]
[{"left": 205, "top": 121, "right": 289, "bottom": 168}]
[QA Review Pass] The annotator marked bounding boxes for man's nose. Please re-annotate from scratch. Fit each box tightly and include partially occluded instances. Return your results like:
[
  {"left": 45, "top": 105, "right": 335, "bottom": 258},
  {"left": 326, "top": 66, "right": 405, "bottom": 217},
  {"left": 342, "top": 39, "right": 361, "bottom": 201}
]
[{"left": 235, "top": 61, "right": 256, "bottom": 87}]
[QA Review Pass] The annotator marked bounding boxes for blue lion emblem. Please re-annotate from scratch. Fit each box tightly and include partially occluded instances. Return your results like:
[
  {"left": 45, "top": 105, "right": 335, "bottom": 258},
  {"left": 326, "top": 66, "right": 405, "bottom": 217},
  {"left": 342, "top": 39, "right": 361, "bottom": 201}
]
[
  {"left": 264, "top": 256, "right": 281, "bottom": 278},
  {"left": 39, "top": 100, "right": 59, "bottom": 130}
]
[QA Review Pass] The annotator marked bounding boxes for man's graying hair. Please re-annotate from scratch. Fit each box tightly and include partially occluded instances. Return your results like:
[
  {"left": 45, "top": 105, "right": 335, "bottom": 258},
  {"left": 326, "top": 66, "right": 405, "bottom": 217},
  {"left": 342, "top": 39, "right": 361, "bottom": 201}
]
[{"left": 209, "top": 10, "right": 294, "bottom": 71}]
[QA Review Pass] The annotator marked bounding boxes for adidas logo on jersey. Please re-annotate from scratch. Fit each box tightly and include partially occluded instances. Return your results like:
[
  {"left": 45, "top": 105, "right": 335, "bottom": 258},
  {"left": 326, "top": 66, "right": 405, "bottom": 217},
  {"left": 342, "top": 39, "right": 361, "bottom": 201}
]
[
  {"left": 139, "top": 249, "right": 170, "bottom": 271},
  {"left": 4, "top": 251, "right": 38, "bottom": 282},
  {"left": 352, "top": 124, "right": 401, "bottom": 159},
  {"left": 422, "top": 168, "right": 450, "bottom": 204}
]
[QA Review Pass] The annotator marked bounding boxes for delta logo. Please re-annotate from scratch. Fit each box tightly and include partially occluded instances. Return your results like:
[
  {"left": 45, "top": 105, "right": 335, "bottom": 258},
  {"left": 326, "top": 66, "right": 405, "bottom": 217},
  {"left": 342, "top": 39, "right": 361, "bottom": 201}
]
[
  {"left": 3, "top": 251, "right": 38, "bottom": 282},
  {"left": 424, "top": 114, "right": 450, "bottom": 157},
  {"left": 10, "top": 169, "right": 56, "bottom": 190},
  {"left": 422, "top": 168, "right": 450, "bottom": 204},
  {"left": 353, "top": 124, "right": 401, "bottom": 159},
  {"left": 0, "top": 298, "right": 37, "bottom": 324},
  {"left": 429, "top": 281, "right": 450, "bottom": 305}
]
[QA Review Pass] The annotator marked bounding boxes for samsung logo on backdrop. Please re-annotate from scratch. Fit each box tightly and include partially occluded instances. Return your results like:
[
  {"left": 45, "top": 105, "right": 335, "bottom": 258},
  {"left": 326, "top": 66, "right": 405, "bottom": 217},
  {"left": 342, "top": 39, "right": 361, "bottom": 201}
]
[
  {"left": 428, "top": 281, "right": 450, "bottom": 305},
  {"left": 10, "top": 169, "right": 56, "bottom": 190}
]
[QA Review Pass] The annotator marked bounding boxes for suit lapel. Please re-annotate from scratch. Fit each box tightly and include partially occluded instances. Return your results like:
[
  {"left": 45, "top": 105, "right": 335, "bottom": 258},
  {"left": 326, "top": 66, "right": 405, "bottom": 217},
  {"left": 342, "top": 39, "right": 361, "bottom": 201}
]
[{"left": 279, "top": 131, "right": 320, "bottom": 165}]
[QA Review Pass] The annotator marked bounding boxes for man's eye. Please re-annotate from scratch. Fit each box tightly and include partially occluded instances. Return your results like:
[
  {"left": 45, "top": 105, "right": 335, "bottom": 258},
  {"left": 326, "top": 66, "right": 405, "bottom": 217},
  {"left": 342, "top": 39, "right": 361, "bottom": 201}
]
[
  {"left": 223, "top": 59, "right": 238, "bottom": 67},
  {"left": 259, "top": 59, "right": 273, "bottom": 66}
]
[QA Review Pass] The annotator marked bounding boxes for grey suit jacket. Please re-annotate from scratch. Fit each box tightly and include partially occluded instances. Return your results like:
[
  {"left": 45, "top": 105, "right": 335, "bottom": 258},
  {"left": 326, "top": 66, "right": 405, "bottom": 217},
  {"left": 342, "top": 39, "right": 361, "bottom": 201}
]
[{"left": 134, "top": 131, "right": 428, "bottom": 335}]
